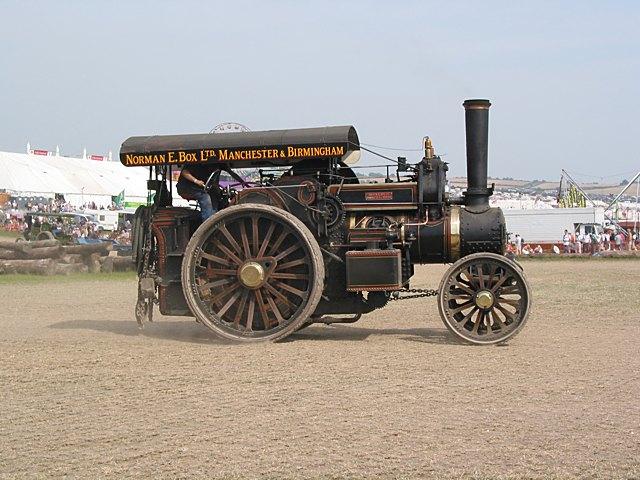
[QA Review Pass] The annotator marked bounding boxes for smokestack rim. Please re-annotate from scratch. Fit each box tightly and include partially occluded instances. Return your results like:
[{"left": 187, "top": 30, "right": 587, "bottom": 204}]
[{"left": 463, "top": 99, "right": 491, "bottom": 110}]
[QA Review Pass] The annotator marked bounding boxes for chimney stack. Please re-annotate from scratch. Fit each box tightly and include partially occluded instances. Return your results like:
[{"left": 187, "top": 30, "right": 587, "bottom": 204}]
[{"left": 463, "top": 99, "right": 492, "bottom": 209}]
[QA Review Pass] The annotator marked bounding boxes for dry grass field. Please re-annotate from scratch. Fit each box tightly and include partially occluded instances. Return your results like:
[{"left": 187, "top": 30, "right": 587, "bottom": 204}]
[{"left": 1, "top": 260, "right": 639, "bottom": 479}]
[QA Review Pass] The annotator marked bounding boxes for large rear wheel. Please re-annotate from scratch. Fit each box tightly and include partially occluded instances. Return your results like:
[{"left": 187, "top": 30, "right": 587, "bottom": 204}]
[
  {"left": 438, "top": 253, "right": 531, "bottom": 345},
  {"left": 181, "top": 204, "right": 325, "bottom": 342}
]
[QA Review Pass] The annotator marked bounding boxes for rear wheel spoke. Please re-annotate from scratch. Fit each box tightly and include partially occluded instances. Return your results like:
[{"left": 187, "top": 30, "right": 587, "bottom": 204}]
[
  {"left": 271, "top": 280, "right": 306, "bottom": 299},
  {"left": 257, "top": 223, "right": 276, "bottom": 258},
  {"left": 233, "top": 291, "right": 249, "bottom": 328},
  {"left": 219, "top": 225, "right": 244, "bottom": 258},
  {"left": 264, "top": 290, "right": 285, "bottom": 325},
  {"left": 255, "top": 289, "right": 271, "bottom": 329},
  {"left": 271, "top": 272, "right": 309, "bottom": 280},
  {"left": 217, "top": 243, "right": 243, "bottom": 265},
  {"left": 251, "top": 216, "right": 259, "bottom": 257},
  {"left": 275, "top": 244, "right": 301, "bottom": 262},
  {"left": 239, "top": 220, "right": 251, "bottom": 258},
  {"left": 277, "top": 258, "right": 307, "bottom": 270},
  {"left": 267, "top": 230, "right": 289, "bottom": 256},
  {"left": 206, "top": 268, "right": 237, "bottom": 276},
  {"left": 217, "top": 289, "right": 242, "bottom": 317},
  {"left": 200, "top": 251, "right": 232, "bottom": 266},
  {"left": 211, "top": 282, "right": 241, "bottom": 306},
  {"left": 200, "top": 277, "right": 235, "bottom": 291},
  {"left": 245, "top": 296, "right": 256, "bottom": 332},
  {"left": 264, "top": 282, "right": 296, "bottom": 312}
]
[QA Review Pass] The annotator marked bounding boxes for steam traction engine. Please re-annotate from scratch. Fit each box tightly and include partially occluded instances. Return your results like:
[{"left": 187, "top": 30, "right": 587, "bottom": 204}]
[{"left": 123, "top": 99, "right": 531, "bottom": 344}]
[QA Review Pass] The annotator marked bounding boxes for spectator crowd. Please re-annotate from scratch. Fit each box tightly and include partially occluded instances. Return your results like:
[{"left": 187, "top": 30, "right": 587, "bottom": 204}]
[
  {"left": 561, "top": 228, "right": 637, "bottom": 254},
  {"left": 506, "top": 228, "right": 638, "bottom": 257},
  {"left": 1, "top": 195, "right": 133, "bottom": 245}
]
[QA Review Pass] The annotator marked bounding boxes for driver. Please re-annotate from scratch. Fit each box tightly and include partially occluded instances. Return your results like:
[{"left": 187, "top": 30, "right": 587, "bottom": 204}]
[{"left": 176, "top": 164, "right": 221, "bottom": 221}]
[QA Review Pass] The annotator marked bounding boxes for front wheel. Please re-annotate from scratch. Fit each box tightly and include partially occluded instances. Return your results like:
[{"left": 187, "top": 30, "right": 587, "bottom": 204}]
[
  {"left": 181, "top": 204, "right": 325, "bottom": 342},
  {"left": 438, "top": 253, "right": 532, "bottom": 345}
]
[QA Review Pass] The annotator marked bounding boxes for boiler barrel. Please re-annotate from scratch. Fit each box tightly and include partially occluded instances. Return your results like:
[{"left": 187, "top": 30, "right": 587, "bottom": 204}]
[{"left": 408, "top": 206, "right": 506, "bottom": 264}]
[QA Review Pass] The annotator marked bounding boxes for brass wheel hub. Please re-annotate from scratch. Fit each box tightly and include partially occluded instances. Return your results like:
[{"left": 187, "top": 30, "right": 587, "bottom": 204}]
[
  {"left": 475, "top": 290, "right": 495, "bottom": 309},
  {"left": 238, "top": 261, "right": 266, "bottom": 288}
]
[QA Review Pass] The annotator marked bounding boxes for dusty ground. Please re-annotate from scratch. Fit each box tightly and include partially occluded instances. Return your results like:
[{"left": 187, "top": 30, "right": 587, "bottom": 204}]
[{"left": 1, "top": 260, "right": 639, "bottom": 479}]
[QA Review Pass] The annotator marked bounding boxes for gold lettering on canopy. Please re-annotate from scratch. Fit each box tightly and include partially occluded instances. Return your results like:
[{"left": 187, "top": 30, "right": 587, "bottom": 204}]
[{"left": 123, "top": 145, "right": 346, "bottom": 166}]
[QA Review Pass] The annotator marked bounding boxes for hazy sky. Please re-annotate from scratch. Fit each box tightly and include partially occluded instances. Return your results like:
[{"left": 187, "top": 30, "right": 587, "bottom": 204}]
[{"left": 1, "top": 1, "right": 638, "bottom": 180}]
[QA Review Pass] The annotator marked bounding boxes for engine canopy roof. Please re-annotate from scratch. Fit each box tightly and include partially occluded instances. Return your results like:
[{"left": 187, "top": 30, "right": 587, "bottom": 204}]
[{"left": 120, "top": 125, "right": 360, "bottom": 168}]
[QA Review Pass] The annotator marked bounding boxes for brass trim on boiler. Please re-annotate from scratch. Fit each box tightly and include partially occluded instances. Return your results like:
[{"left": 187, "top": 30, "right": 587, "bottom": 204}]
[{"left": 449, "top": 205, "right": 461, "bottom": 262}]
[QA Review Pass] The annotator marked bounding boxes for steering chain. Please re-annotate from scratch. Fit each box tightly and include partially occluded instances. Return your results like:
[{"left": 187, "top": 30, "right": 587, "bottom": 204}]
[{"left": 389, "top": 288, "right": 439, "bottom": 301}]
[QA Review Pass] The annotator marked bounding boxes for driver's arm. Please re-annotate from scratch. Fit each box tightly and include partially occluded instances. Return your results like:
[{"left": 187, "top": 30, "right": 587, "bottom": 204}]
[{"left": 180, "top": 168, "right": 205, "bottom": 188}]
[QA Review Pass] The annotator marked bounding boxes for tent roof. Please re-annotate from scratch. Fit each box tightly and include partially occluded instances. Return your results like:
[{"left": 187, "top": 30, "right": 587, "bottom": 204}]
[{"left": 0, "top": 151, "right": 150, "bottom": 197}]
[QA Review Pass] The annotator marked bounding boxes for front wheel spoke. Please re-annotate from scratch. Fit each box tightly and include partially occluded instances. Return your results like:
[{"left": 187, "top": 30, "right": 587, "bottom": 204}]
[
  {"left": 497, "top": 297, "right": 521, "bottom": 307},
  {"left": 472, "top": 310, "right": 483, "bottom": 334},
  {"left": 478, "top": 265, "right": 485, "bottom": 289},
  {"left": 487, "top": 264, "right": 497, "bottom": 288},
  {"left": 271, "top": 272, "right": 309, "bottom": 280},
  {"left": 490, "top": 309, "right": 505, "bottom": 329},
  {"left": 450, "top": 300, "right": 474, "bottom": 315},
  {"left": 465, "top": 268, "right": 478, "bottom": 289},
  {"left": 458, "top": 306, "right": 478, "bottom": 324},
  {"left": 452, "top": 282, "right": 475, "bottom": 296},
  {"left": 448, "top": 293, "right": 472, "bottom": 300},
  {"left": 499, "top": 286, "right": 522, "bottom": 295},
  {"left": 496, "top": 304, "right": 517, "bottom": 322},
  {"left": 491, "top": 273, "right": 510, "bottom": 293},
  {"left": 457, "top": 276, "right": 475, "bottom": 290}
]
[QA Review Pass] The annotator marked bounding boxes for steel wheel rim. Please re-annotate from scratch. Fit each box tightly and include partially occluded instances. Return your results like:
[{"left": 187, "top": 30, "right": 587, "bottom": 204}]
[
  {"left": 440, "top": 255, "right": 530, "bottom": 344},
  {"left": 188, "top": 211, "right": 315, "bottom": 338}
]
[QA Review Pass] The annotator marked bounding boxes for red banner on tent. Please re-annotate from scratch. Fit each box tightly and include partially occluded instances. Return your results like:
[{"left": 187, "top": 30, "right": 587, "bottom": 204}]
[
  {"left": 90, "top": 154, "right": 105, "bottom": 161},
  {"left": 32, "top": 149, "right": 48, "bottom": 156}
]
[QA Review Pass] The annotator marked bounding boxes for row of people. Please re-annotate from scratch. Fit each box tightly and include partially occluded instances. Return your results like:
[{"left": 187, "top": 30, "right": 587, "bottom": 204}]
[{"left": 562, "top": 229, "right": 637, "bottom": 254}]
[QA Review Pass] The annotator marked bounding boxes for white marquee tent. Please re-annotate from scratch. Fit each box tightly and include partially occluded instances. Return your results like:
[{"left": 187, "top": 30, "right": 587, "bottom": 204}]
[{"left": 0, "top": 151, "right": 151, "bottom": 206}]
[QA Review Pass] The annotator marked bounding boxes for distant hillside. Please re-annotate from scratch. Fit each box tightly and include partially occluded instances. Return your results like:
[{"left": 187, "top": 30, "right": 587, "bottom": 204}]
[{"left": 358, "top": 172, "right": 630, "bottom": 197}]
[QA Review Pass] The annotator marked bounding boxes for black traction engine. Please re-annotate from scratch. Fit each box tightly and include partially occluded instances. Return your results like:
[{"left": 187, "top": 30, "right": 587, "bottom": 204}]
[{"left": 123, "top": 99, "right": 531, "bottom": 344}]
